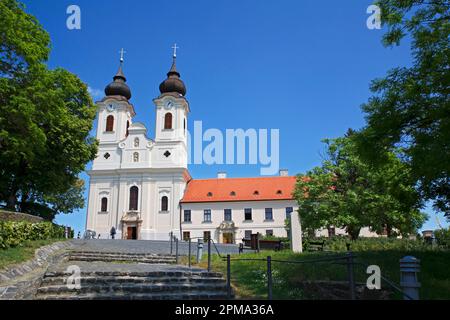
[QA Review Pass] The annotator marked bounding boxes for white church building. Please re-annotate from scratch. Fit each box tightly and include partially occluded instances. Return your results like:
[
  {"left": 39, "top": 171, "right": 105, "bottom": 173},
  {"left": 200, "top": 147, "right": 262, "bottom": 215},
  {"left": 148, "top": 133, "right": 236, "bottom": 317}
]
[
  {"left": 85, "top": 49, "right": 300, "bottom": 243},
  {"left": 85, "top": 50, "right": 375, "bottom": 244}
]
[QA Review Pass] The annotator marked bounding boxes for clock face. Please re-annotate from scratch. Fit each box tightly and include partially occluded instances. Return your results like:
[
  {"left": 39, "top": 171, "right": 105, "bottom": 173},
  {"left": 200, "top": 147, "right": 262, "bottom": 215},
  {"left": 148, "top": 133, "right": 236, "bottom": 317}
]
[
  {"left": 166, "top": 100, "right": 173, "bottom": 109},
  {"left": 107, "top": 104, "right": 115, "bottom": 112}
]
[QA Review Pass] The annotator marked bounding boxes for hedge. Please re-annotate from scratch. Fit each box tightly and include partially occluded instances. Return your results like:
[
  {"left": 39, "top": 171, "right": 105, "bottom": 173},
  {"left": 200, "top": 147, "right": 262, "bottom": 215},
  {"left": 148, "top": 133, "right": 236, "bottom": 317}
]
[
  {"left": 0, "top": 221, "right": 65, "bottom": 249},
  {"left": 303, "top": 236, "right": 436, "bottom": 252}
]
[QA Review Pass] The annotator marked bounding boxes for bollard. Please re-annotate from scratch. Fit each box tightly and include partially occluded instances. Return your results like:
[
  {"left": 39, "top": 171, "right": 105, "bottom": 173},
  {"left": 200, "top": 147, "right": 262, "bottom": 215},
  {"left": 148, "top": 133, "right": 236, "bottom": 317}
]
[
  {"left": 226, "top": 254, "right": 231, "bottom": 299},
  {"left": 207, "top": 237, "right": 211, "bottom": 272},
  {"left": 267, "top": 256, "right": 273, "bottom": 300},
  {"left": 188, "top": 238, "right": 191, "bottom": 268},
  {"left": 197, "top": 238, "right": 204, "bottom": 263},
  {"left": 175, "top": 237, "right": 179, "bottom": 264},
  {"left": 346, "top": 251, "right": 356, "bottom": 300},
  {"left": 400, "top": 256, "right": 420, "bottom": 300}
]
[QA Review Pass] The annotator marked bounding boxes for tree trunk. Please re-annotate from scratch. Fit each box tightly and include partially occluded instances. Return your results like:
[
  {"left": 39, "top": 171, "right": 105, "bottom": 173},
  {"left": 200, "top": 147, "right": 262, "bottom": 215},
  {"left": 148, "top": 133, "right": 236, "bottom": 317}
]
[
  {"left": 346, "top": 225, "right": 361, "bottom": 240},
  {"left": 6, "top": 191, "right": 17, "bottom": 210},
  {"left": 386, "top": 225, "right": 394, "bottom": 238}
]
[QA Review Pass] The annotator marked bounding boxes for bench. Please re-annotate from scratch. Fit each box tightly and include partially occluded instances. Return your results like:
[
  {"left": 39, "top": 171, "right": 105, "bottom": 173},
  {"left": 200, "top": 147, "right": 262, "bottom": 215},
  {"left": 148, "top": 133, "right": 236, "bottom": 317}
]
[
  {"left": 259, "top": 240, "right": 283, "bottom": 251},
  {"left": 241, "top": 238, "right": 283, "bottom": 252},
  {"left": 307, "top": 240, "right": 326, "bottom": 252}
]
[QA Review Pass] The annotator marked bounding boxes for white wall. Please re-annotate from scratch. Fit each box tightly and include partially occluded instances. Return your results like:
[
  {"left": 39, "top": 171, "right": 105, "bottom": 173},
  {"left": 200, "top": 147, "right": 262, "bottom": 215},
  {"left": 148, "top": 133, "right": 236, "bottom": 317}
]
[{"left": 180, "top": 200, "right": 297, "bottom": 243}]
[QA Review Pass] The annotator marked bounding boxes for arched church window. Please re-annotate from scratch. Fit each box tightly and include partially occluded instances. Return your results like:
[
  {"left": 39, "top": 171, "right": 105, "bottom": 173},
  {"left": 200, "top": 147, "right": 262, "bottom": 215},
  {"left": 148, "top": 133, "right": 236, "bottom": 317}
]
[
  {"left": 126, "top": 121, "right": 130, "bottom": 137},
  {"left": 133, "top": 152, "right": 139, "bottom": 162},
  {"left": 134, "top": 137, "right": 139, "bottom": 147},
  {"left": 101, "top": 197, "right": 108, "bottom": 212},
  {"left": 164, "top": 113, "right": 173, "bottom": 130},
  {"left": 129, "top": 186, "right": 138, "bottom": 211},
  {"left": 161, "top": 196, "right": 168, "bottom": 211},
  {"left": 106, "top": 115, "right": 114, "bottom": 132}
]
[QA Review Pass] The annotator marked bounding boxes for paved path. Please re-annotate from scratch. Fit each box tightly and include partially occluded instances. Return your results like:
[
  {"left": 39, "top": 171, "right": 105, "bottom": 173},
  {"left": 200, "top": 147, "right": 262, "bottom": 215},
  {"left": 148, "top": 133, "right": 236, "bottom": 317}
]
[
  {"left": 46, "top": 260, "right": 213, "bottom": 274},
  {"left": 70, "top": 239, "right": 240, "bottom": 256}
]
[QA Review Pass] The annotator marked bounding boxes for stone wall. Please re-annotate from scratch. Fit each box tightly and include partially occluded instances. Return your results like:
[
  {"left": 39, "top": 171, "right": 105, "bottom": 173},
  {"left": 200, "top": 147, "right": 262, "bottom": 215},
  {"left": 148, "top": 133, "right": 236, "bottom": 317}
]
[
  {"left": 0, "top": 241, "right": 73, "bottom": 299},
  {"left": 0, "top": 209, "right": 44, "bottom": 223}
]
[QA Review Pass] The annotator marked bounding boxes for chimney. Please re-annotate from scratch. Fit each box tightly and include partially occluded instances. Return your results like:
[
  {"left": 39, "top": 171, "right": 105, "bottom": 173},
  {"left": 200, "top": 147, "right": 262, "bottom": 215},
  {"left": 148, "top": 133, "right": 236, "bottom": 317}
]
[
  {"left": 279, "top": 169, "right": 288, "bottom": 176},
  {"left": 217, "top": 172, "right": 227, "bottom": 179}
]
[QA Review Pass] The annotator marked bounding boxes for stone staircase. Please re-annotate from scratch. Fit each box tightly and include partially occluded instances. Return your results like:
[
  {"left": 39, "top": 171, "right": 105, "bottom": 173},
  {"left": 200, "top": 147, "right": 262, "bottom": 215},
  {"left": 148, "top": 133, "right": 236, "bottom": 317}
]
[
  {"left": 35, "top": 269, "right": 231, "bottom": 300},
  {"left": 34, "top": 249, "right": 232, "bottom": 300},
  {"left": 67, "top": 251, "right": 177, "bottom": 264}
]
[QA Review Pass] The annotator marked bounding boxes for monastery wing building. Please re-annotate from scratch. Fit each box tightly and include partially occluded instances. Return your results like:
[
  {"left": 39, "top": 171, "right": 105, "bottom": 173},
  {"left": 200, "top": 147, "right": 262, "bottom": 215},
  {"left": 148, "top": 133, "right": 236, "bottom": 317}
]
[{"left": 85, "top": 51, "right": 299, "bottom": 243}]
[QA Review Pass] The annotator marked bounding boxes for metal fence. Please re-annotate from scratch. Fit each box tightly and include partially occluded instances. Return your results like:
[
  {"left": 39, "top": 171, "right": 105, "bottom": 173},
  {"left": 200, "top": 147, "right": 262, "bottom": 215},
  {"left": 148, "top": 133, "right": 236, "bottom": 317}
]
[{"left": 168, "top": 232, "right": 420, "bottom": 300}]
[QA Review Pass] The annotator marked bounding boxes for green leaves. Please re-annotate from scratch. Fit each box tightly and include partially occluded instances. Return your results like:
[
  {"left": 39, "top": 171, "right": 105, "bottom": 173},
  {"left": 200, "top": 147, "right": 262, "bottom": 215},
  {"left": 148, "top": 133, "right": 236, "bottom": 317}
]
[
  {"left": 362, "top": 1, "right": 450, "bottom": 218},
  {"left": 294, "top": 135, "right": 426, "bottom": 239},
  {"left": 0, "top": 220, "right": 65, "bottom": 249},
  {"left": 0, "top": 0, "right": 50, "bottom": 77},
  {"left": 0, "top": 1, "right": 98, "bottom": 219}
]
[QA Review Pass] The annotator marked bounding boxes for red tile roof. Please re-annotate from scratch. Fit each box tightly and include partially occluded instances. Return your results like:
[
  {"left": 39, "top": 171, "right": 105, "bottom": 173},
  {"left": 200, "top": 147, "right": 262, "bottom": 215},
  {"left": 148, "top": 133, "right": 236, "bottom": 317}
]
[{"left": 181, "top": 176, "right": 297, "bottom": 203}]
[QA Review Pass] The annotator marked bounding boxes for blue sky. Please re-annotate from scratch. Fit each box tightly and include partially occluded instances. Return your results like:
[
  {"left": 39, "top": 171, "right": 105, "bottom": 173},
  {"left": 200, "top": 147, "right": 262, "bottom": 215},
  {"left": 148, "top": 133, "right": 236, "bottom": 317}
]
[{"left": 21, "top": 0, "right": 448, "bottom": 235}]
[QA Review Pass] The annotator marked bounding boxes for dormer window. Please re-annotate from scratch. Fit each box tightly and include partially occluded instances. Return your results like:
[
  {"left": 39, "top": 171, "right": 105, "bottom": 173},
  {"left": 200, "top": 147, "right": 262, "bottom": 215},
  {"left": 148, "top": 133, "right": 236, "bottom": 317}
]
[
  {"left": 207, "top": 192, "right": 213, "bottom": 197},
  {"left": 230, "top": 191, "right": 236, "bottom": 196},
  {"left": 276, "top": 190, "right": 283, "bottom": 195},
  {"left": 253, "top": 190, "right": 259, "bottom": 195}
]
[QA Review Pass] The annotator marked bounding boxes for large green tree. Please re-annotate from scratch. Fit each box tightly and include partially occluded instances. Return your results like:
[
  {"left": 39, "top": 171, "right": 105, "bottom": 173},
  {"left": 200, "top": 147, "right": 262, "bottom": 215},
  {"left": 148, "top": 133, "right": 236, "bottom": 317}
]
[
  {"left": 0, "top": 0, "right": 98, "bottom": 220},
  {"left": 294, "top": 133, "right": 427, "bottom": 239},
  {"left": 356, "top": 0, "right": 450, "bottom": 217}
]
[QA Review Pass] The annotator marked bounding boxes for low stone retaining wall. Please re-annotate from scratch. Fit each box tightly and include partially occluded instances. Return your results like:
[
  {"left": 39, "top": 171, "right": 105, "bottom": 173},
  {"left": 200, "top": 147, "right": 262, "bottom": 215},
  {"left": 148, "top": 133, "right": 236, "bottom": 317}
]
[
  {"left": 0, "top": 210, "right": 44, "bottom": 223},
  {"left": 0, "top": 241, "right": 73, "bottom": 299}
]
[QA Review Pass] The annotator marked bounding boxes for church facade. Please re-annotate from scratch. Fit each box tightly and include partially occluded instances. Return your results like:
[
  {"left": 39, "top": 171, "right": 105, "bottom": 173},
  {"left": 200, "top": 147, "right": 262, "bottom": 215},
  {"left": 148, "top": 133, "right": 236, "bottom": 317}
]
[{"left": 85, "top": 51, "right": 299, "bottom": 243}]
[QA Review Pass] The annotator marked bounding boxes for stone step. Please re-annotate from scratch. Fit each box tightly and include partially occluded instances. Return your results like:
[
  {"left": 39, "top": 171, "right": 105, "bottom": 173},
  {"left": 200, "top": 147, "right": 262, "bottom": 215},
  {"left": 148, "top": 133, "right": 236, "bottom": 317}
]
[
  {"left": 44, "top": 270, "right": 223, "bottom": 278},
  {"left": 36, "top": 291, "right": 233, "bottom": 300},
  {"left": 67, "top": 256, "right": 175, "bottom": 264},
  {"left": 69, "top": 251, "right": 176, "bottom": 257},
  {"left": 36, "top": 282, "right": 227, "bottom": 295},
  {"left": 41, "top": 275, "right": 225, "bottom": 286}
]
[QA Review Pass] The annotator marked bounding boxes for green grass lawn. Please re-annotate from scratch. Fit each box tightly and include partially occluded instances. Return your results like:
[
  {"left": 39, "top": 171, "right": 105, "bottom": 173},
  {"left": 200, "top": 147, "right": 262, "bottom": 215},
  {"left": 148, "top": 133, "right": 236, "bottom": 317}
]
[
  {"left": 193, "top": 249, "right": 450, "bottom": 300},
  {"left": 0, "top": 239, "right": 64, "bottom": 270}
]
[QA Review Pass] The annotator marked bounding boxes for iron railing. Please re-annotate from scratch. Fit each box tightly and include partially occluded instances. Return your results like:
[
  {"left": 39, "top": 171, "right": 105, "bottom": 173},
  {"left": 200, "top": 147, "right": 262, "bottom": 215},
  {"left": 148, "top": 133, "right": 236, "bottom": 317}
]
[{"left": 168, "top": 233, "right": 415, "bottom": 300}]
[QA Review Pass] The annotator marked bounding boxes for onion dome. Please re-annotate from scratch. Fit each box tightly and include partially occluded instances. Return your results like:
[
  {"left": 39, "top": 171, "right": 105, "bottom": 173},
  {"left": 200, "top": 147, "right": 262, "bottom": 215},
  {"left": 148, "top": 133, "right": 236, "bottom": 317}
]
[
  {"left": 105, "top": 62, "right": 132, "bottom": 100},
  {"left": 159, "top": 56, "right": 187, "bottom": 96}
]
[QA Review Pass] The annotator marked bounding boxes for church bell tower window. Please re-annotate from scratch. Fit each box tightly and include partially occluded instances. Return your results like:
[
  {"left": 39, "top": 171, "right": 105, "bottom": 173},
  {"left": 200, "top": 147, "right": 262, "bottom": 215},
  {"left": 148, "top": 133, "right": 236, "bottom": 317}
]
[
  {"left": 106, "top": 115, "right": 114, "bottom": 132},
  {"left": 164, "top": 113, "right": 173, "bottom": 130}
]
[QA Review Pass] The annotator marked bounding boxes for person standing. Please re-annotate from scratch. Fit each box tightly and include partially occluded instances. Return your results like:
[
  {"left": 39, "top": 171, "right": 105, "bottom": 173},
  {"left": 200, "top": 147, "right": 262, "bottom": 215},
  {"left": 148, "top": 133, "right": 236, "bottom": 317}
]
[{"left": 110, "top": 226, "right": 116, "bottom": 240}]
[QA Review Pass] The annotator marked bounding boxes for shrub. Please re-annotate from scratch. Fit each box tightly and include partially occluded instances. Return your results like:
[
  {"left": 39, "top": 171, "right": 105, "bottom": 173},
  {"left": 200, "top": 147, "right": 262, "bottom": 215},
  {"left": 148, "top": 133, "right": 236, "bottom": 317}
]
[
  {"left": 434, "top": 228, "right": 450, "bottom": 248},
  {"left": 303, "top": 236, "right": 433, "bottom": 252},
  {"left": 0, "top": 221, "right": 65, "bottom": 249}
]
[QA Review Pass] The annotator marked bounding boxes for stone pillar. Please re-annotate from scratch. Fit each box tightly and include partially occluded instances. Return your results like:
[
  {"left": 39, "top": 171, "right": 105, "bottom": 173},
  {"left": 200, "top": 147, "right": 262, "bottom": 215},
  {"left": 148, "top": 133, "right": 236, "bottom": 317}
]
[
  {"left": 290, "top": 211, "right": 303, "bottom": 253},
  {"left": 400, "top": 256, "right": 420, "bottom": 300}
]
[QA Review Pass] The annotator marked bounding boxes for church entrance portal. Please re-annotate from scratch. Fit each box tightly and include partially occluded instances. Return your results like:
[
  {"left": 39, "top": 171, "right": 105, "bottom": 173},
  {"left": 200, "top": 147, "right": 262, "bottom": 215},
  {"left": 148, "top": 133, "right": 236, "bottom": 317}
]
[
  {"left": 120, "top": 211, "right": 142, "bottom": 240},
  {"left": 127, "top": 226, "right": 137, "bottom": 240},
  {"left": 222, "top": 233, "right": 234, "bottom": 244}
]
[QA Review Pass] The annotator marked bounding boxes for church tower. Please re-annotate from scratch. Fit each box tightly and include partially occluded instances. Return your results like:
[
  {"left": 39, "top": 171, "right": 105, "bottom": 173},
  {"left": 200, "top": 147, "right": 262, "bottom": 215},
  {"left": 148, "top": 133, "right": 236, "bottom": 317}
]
[
  {"left": 86, "top": 47, "right": 190, "bottom": 241},
  {"left": 152, "top": 45, "right": 189, "bottom": 169},
  {"left": 92, "top": 52, "right": 136, "bottom": 171}
]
